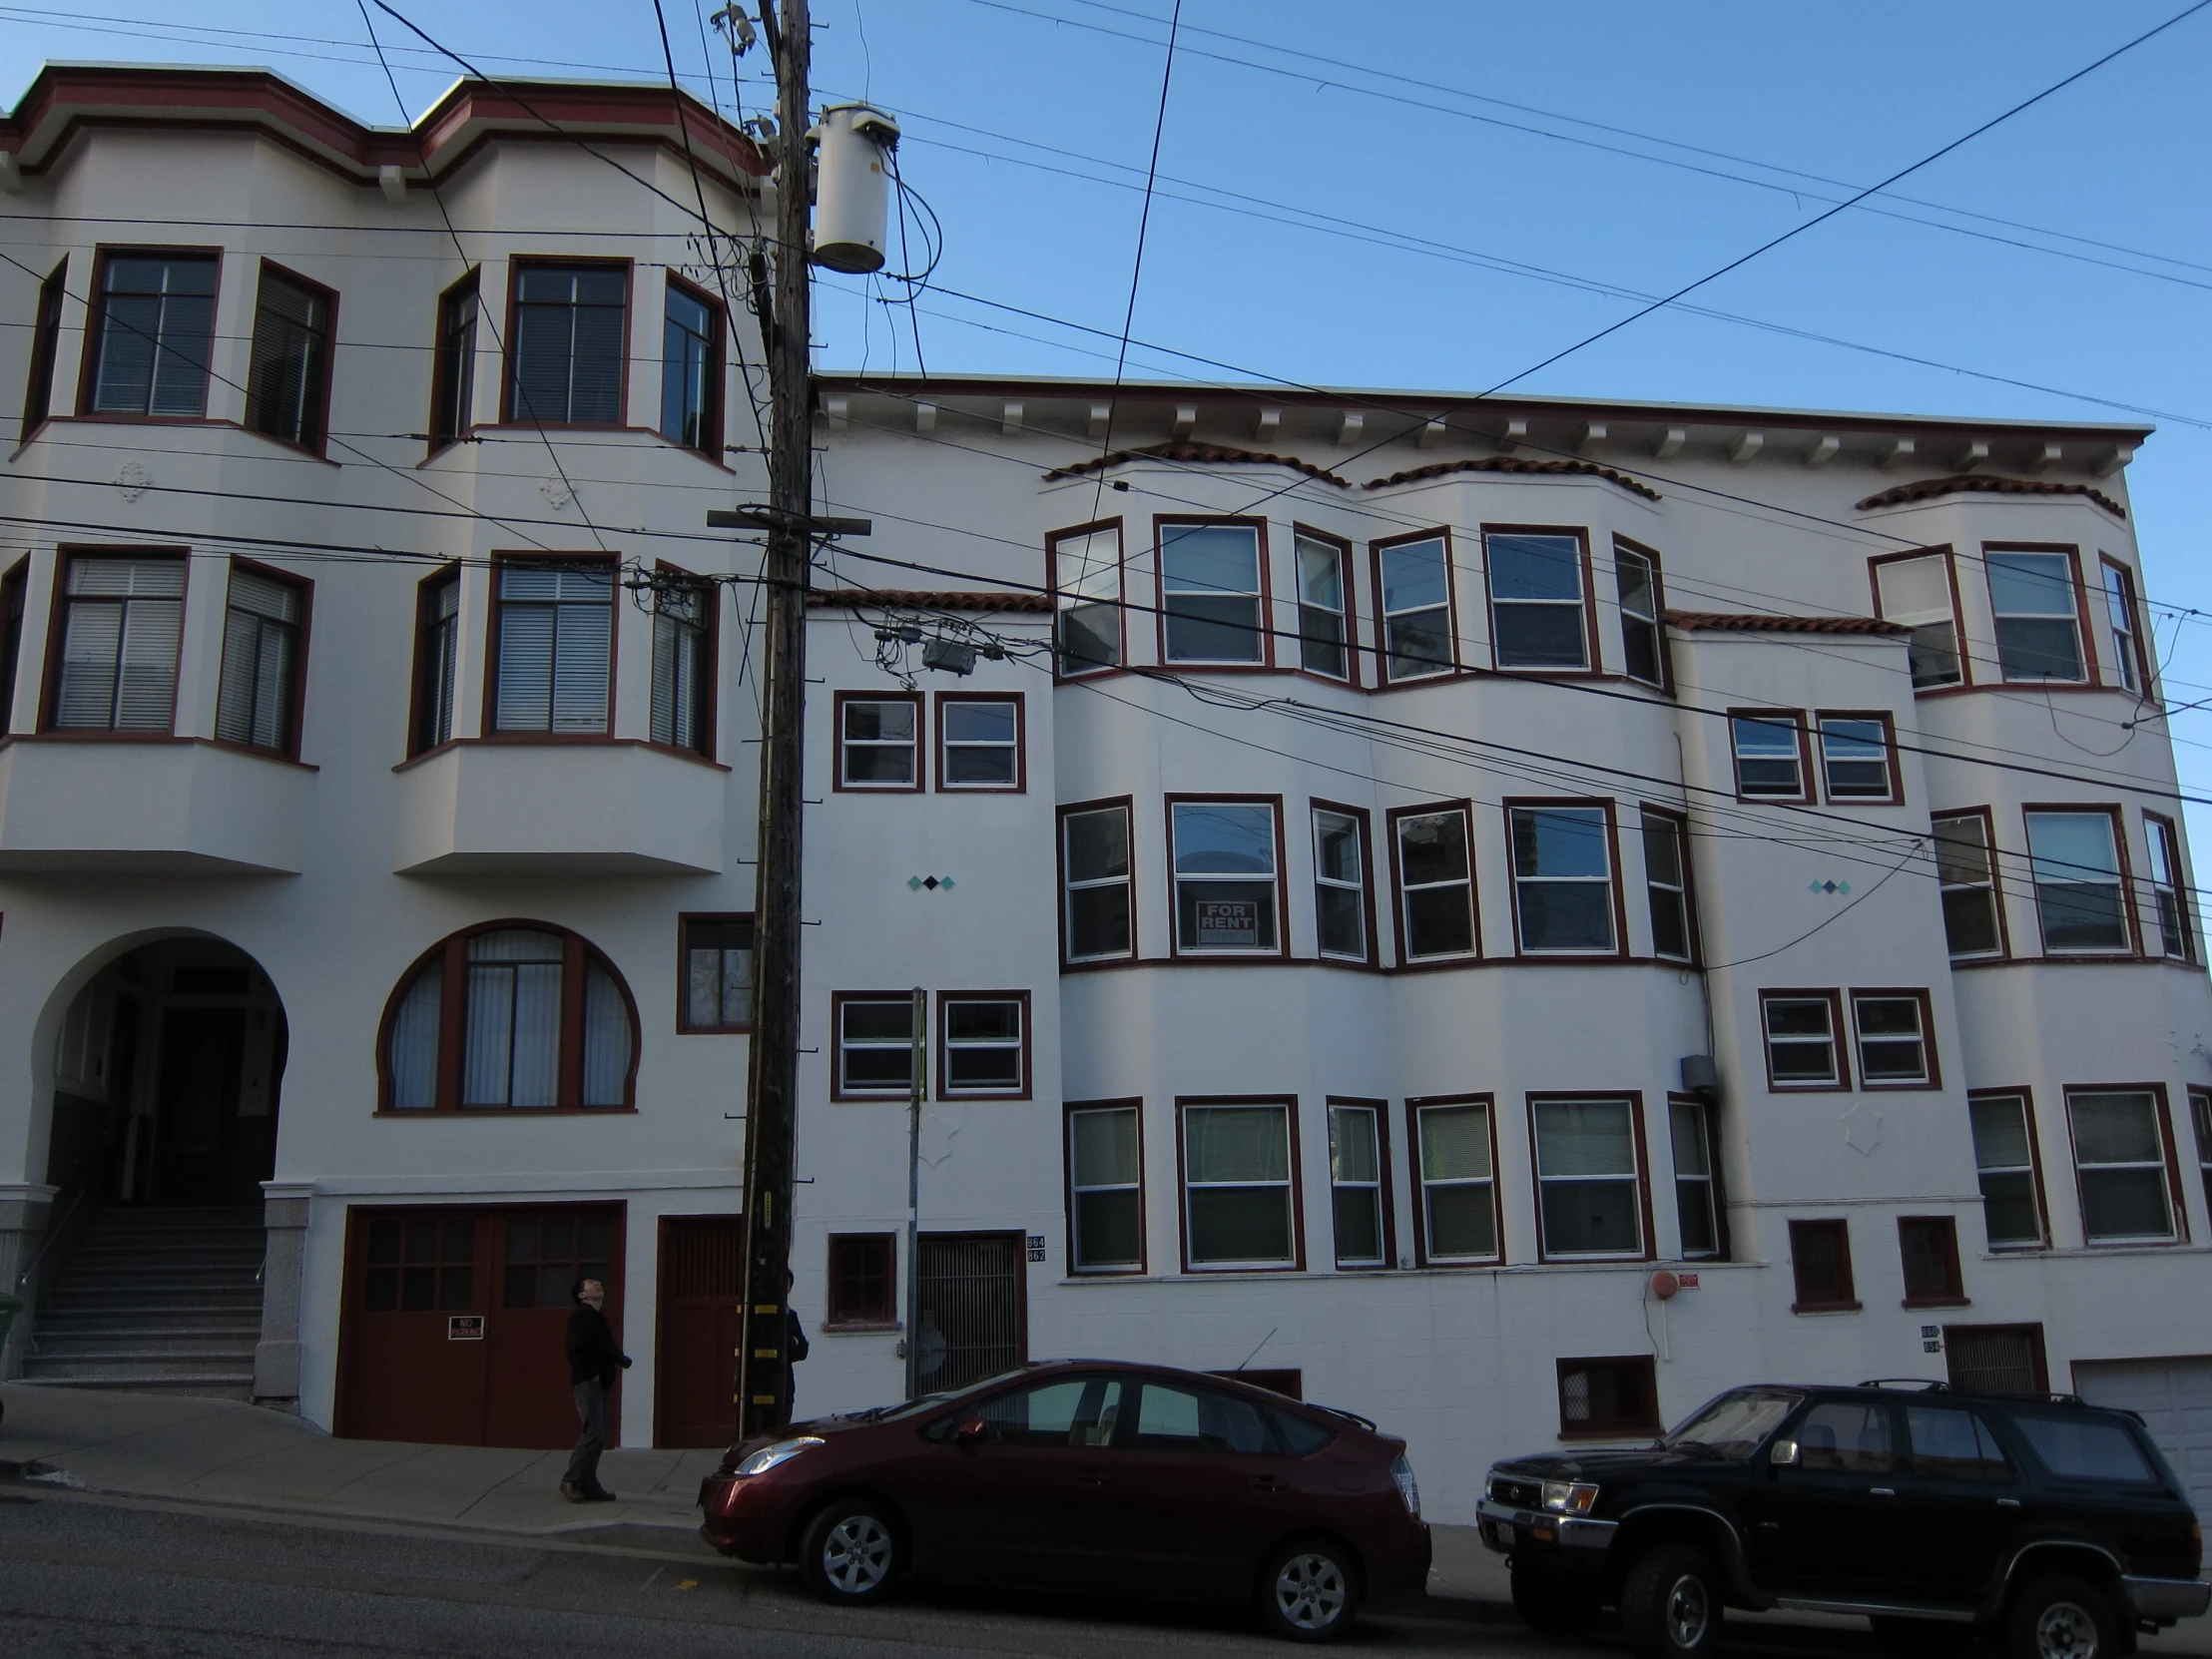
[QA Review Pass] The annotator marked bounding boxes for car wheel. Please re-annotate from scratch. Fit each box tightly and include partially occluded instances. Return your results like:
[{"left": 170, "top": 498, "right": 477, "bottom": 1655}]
[
  {"left": 1872, "top": 1615, "right": 1973, "bottom": 1657},
  {"left": 1512, "top": 1563, "right": 1598, "bottom": 1635},
  {"left": 1619, "top": 1543, "right": 1723, "bottom": 1659},
  {"left": 1256, "top": 1538, "right": 1358, "bottom": 1642},
  {"left": 2009, "top": 1575, "right": 2118, "bottom": 1659},
  {"left": 800, "top": 1497, "right": 899, "bottom": 1606}
]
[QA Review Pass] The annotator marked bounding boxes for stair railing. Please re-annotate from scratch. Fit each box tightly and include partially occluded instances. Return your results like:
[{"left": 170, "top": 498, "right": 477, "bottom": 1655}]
[{"left": 15, "top": 1187, "right": 87, "bottom": 1292}]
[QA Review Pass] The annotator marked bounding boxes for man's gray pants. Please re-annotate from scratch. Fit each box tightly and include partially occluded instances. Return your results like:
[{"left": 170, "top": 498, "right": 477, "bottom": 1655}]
[{"left": 565, "top": 1379, "right": 606, "bottom": 1491}]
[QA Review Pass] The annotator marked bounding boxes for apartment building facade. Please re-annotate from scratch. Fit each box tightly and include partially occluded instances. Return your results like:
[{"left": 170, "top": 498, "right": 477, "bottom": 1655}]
[{"left": 3, "top": 66, "right": 2208, "bottom": 1524}]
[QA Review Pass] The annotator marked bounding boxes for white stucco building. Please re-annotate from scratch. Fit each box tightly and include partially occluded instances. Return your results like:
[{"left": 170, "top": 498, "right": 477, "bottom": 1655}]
[{"left": 3, "top": 66, "right": 2209, "bottom": 1524}]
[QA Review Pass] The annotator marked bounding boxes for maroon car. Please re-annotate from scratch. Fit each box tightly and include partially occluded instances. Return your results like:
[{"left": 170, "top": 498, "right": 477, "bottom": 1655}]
[{"left": 698, "top": 1359, "right": 1431, "bottom": 1640}]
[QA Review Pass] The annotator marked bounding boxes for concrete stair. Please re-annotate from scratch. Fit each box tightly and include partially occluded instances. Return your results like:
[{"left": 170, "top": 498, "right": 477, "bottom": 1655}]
[{"left": 23, "top": 1207, "right": 265, "bottom": 1399}]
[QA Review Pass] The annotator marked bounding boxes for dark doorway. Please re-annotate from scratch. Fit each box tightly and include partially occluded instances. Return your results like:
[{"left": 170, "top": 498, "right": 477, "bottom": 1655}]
[
  {"left": 914, "top": 1232, "right": 1025, "bottom": 1395},
  {"left": 336, "top": 1201, "right": 625, "bottom": 1448},
  {"left": 656, "top": 1216, "right": 744, "bottom": 1447},
  {"left": 152, "top": 1008, "right": 247, "bottom": 1204}
]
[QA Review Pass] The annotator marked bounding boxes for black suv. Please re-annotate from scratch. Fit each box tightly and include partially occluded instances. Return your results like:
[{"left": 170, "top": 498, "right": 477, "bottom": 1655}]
[{"left": 1479, "top": 1382, "right": 2208, "bottom": 1659}]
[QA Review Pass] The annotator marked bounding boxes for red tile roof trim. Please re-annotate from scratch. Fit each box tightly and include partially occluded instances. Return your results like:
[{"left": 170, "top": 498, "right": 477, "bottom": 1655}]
[
  {"left": 1366, "top": 455, "right": 1662, "bottom": 501},
  {"left": 1041, "top": 441, "right": 1351, "bottom": 487},
  {"left": 1855, "top": 474, "right": 2125, "bottom": 519},
  {"left": 1666, "top": 610, "right": 1907, "bottom": 636},
  {"left": 808, "top": 588, "right": 1053, "bottom": 614}
]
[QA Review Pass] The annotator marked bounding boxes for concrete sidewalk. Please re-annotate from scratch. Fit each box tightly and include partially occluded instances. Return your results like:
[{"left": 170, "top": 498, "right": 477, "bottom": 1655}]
[{"left": 0, "top": 1381, "right": 727, "bottom": 1548}]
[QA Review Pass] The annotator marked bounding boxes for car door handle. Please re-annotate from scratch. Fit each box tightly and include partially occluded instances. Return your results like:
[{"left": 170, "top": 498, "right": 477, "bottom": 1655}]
[
  {"left": 1870, "top": 1487, "right": 1897, "bottom": 1497},
  {"left": 1997, "top": 1498, "right": 2021, "bottom": 1508}
]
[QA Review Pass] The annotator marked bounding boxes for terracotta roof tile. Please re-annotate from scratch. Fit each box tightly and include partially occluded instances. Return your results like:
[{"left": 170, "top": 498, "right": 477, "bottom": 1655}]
[
  {"left": 1366, "top": 455, "right": 1662, "bottom": 501},
  {"left": 1665, "top": 609, "right": 1907, "bottom": 636},
  {"left": 808, "top": 588, "right": 1053, "bottom": 614},
  {"left": 1855, "top": 474, "right": 2126, "bottom": 519},
  {"left": 1041, "top": 441, "right": 1351, "bottom": 487}
]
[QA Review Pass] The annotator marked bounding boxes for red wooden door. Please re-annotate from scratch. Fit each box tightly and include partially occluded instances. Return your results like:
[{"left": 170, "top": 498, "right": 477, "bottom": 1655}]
[
  {"left": 337, "top": 1202, "right": 625, "bottom": 1449},
  {"left": 656, "top": 1216, "right": 744, "bottom": 1448}
]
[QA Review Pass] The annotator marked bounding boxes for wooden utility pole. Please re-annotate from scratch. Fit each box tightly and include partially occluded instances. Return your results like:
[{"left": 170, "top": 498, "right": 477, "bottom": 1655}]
[{"left": 729, "top": 0, "right": 813, "bottom": 1442}]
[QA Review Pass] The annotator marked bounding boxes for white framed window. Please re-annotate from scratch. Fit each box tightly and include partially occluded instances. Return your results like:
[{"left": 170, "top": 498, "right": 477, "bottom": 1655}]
[
  {"left": 834, "top": 994, "right": 914, "bottom": 1097},
  {"left": 1170, "top": 799, "right": 1280, "bottom": 954},
  {"left": 1615, "top": 542, "right": 1663, "bottom": 686},
  {"left": 1052, "top": 524, "right": 1122, "bottom": 675},
  {"left": 1068, "top": 1103, "right": 1142, "bottom": 1273},
  {"left": 1968, "top": 1094, "right": 2044, "bottom": 1248},
  {"left": 1414, "top": 1099, "right": 1497, "bottom": 1263},
  {"left": 1934, "top": 813, "right": 2004, "bottom": 959},
  {"left": 1641, "top": 809, "right": 1693, "bottom": 962},
  {"left": 937, "top": 696, "right": 1020, "bottom": 790},
  {"left": 1762, "top": 991, "right": 1843, "bottom": 1088},
  {"left": 1986, "top": 549, "right": 2085, "bottom": 683},
  {"left": 2146, "top": 816, "right": 2191, "bottom": 961},
  {"left": 1394, "top": 807, "right": 1476, "bottom": 959},
  {"left": 2102, "top": 562, "right": 2143, "bottom": 694},
  {"left": 2066, "top": 1089, "right": 2176, "bottom": 1244},
  {"left": 1818, "top": 715, "right": 1894, "bottom": 801},
  {"left": 1328, "top": 1102, "right": 1385, "bottom": 1268},
  {"left": 1296, "top": 533, "right": 1350, "bottom": 679},
  {"left": 1509, "top": 804, "right": 1616, "bottom": 953},
  {"left": 1486, "top": 530, "right": 1588, "bottom": 670},
  {"left": 1852, "top": 992, "right": 1932, "bottom": 1085},
  {"left": 1312, "top": 806, "right": 1369, "bottom": 961},
  {"left": 1061, "top": 802, "right": 1133, "bottom": 962},
  {"left": 1874, "top": 551, "right": 1962, "bottom": 689},
  {"left": 836, "top": 694, "right": 920, "bottom": 789},
  {"left": 1731, "top": 714, "right": 1805, "bottom": 798},
  {"left": 1378, "top": 535, "right": 1451, "bottom": 682},
  {"left": 1181, "top": 1101, "right": 1297, "bottom": 1269},
  {"left": 2025, "top": 810, "right": 2129, "bottom": 953},
  {"left": 50, "top": 554, "right": 186, "bottom": 733},
  {"left": 1669, "top": 1098, "right": 1720, "bottom": 1259},
  {"left": 1160, "top": 521, "right": 1264, "bottom": 664},
  {"left": 1532, "top": 1097, "right": 1644, "bottom": 1259},
  {"left": 940, "top": 994, "right": 1024, "bottom": 1097}
]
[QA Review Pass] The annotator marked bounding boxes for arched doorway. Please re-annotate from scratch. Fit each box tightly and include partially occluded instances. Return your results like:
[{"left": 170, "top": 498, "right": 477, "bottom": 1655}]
[{"left": 49, "top": 935, "right": 287, "bottom": 1208}]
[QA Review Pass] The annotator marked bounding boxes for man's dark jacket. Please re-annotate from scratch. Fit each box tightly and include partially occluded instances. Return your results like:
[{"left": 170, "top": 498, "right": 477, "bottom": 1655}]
[{"left": 566, "top": 1304, "right": 626, "bottom": 1389}]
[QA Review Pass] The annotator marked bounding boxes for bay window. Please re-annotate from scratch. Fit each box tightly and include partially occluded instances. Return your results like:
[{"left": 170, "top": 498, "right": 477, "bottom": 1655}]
[
  {"left": 1061, "top": 801, "right": 1133, "bottom": 962},
  {"left": 1933, "top": 812, "right": 2004, "bottom": 958},
  {"left": 1160, "top": 520, "right": 1264, "bottom": 663},
  {"left": 1181, "top": 1100, "right": 1297, "bottom": 1269},
  {"left": 1968, "top": 1093, "right": 2045, "bottom": 1248},
  {"left": 1486, "top": 529, "right": 1588, "bottom": 670},
  {"left": 660, "top": 277, "right": 721, "bottom": 454},
  {"left": 1327, "top": 1101, "right": 1386, "bottom": 1268},
  {"left": 1311, "top": 804, "right": 1370, "bottom": 961},
  {"left": 1615, "top": 541, "right": 1664, "bottom": 686},
  {"left": 20, "top": 257, "right": 65, "bottom": 441},
  {"left": 508, "top": 263, "right": 627, "bottom": 425},
  {"left": 489, "top": 558, "right": 614, "bottom": 734},
  {"left": 1051, "top": 523, "right": 1122, "bottom": 674},
  {"left": 1641, "top": 808, "right": 1693, "bottom": 962},
  {"left": 243, "top": 263, "right": 333, "bottom": 453},
  {"left": 1873, "top": 550, "right": 1962, "bottom": 689},
  {"left": 2067, "top": 1089, "right": 2176, "bottom": 1244},
  {"left": 48, "top": 554, "right": 185, "bottom": 733},
  {"left": 1532, "top": 1097, "right": 1644, "bottom": 1259},
  {"left": 1377, "top": 534, "right": 1451, "bottom": 681},
  {"left": 1296, "top": 533, "right": 1351, "bottom": 679},
  {"left": 429, "top": 271, "right": 478, "bottom": 448},
  {"left": 1170, "top": 799, "right": 1280, "bottom": 954},
  {"left": 85, "top": 251, "right": 218, "bottom": 417},
  {"left": 1413, "top": 1097, "right": 1497, "bottom": 1264},
  {"left": 215, "top": 561, "right": 306, "bottom": 755},
  {"left": 2146, "top": 815, "right": 2191, "bottom": 961},
  {"left": 1393, "top": 806, "right": 1476, "bottom": 959},
  {"left": 1986, "top": 548, "right": 2085, "bottom": 683},
  {"left": 2102, "top": 560, "right": 2145, "bottom": 694},
  {"left": 1509, "top": 803, "right": 1617, "bottom": 953},
  {"left": 651, "top": 573, "right": 714, "bottom": 756},
  {"left": 409, "top": 566, "right": 461, "bottom": 756},
  {"left": 1669, "top": 1098, "right": 1720, "bottom": 1260},
  {"left": 2025, "top": 810, "right": 2130, "bottom": 953},
  {"left": 1067, "top": 1102, "right": 1143, "bottom": 1273}
]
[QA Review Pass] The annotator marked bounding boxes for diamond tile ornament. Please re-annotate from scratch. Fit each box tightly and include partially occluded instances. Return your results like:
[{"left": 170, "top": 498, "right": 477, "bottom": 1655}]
[
  {"left": 907, "top": 876, "right": 923, "bottom": 890},
  {"left": 1808, "top": 879, "right": 1852, "bottom": 895},
  {"left": 906, "top": 875, "right": 957, "bottom": 891},
  {"left": 1842, "top": 1105, "right": 1884, "bottom": 1157}
]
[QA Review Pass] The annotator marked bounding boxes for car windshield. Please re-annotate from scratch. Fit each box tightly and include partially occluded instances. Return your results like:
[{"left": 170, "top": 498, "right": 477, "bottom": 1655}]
[
  {"left": 839, "top": 1367, "right": 1040, "bottom": 1424},
  {"left": 1662, "top": 1389, "right": 1804, "bottom": 1458}
]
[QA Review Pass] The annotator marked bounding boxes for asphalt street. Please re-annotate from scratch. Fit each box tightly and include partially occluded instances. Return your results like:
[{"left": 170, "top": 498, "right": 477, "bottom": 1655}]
[{"left": 0, "top": 1486, "right": 2192, "bottom": 1659}]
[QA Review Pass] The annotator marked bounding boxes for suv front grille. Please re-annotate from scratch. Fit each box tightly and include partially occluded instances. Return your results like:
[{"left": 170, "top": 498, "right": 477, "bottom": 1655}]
[{"left": 1489, "top": 1476, "right": 1542, "bottom": 1508}]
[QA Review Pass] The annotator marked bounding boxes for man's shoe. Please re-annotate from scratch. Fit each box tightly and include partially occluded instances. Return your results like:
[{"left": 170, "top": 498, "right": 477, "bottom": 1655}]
[
  {"left": 559, "top": 1480, "right": 585, "bottom": 1503},
  {"left": 585, "top": 1487, "right": 618, "bottom": 1502}
]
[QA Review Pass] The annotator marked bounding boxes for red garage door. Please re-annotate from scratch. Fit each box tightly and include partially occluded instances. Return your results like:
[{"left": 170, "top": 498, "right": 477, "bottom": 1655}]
[{"left": 336, "top": 1202, "right": 627, "bottom": 1448}]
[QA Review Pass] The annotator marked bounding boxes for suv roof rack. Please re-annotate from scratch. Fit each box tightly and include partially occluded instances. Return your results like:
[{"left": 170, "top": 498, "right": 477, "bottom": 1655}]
[{"left": 1857, "top": 1378, "right": 1950, "bottom": 1390}]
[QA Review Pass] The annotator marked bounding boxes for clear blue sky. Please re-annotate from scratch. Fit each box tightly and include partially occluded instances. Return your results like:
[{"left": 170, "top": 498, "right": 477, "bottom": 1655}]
[{"left": 7, "top": 1, "right": 2212, "bottom": 841}]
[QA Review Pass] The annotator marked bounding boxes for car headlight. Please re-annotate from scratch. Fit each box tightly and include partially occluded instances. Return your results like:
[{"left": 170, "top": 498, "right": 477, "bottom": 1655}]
[
  {"left": 735, "top": 1435, "right": 825, "bottom": 1476},
  {"left": 1541, "top": 1480, "right": 1599, "bottom": 1515},
  {"left": 1389, "top": 1453, "right": 1420, "bottom": 1517}
]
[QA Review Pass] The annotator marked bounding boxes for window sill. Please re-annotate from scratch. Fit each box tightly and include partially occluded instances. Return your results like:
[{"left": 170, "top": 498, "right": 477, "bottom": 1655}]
[
  {"left": 677, "top": 1023, "right": 754, "bottom": 1036},
  {"left": 49, "top": 412, "right": 341, "bottom": 466},
  {"left": 1902, "top": 1296, "right": 1970, "bottom": 1309},
  {"left": 393, "top": 736, "right": 730, "bottom": 773},
  {"left": 1791, "top": 1300, "right": 1863, "bottom": 1315},
  {"left": 4, "top": 733, "right": 319, "bottom": 772},
  {"left": 821, "top": 1321, "right": 900, "bottom": 1335},
  {"left": 374, "top": 1105, "right": 638, "bottom": 1117},
  {"left": 1860, "top": 1080, "right": 1941, "bottom": 1092}
]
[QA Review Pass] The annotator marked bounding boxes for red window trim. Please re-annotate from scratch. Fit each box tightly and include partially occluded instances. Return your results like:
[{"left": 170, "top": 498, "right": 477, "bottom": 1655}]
[
  {"left": 1898, "top": 1215, "right": 1969, "bottom": 1309},
  {"left": 1727, "top": 707, "right": 1814, "bottom": 804},
  {"left": 1968, "top": 1085, "right": 2051, "bottom": 1251},
  {"left": 661, "top": 268, "right": 726, "bottom": 458},
  {"left": 829, "top": 989, "right": 921, "bottom": 1102},
  {"left": 932, "top": 690, "right": 1025, "bottom": 794},
  {"left": 2020, "top": 803, "right": 2141, "bottom": 958},
  {"left": 824, "top": 1232, "right": 898, "bottom": 1329},
  {"left": 1309, "top": 798, "right": 1379, "bottom": 967},
  {"left": 1933, "top": 806, "right": 2011, "bottom": 962},
  {"left": 1502, "top": 796, "right": 1629, "bottom": 961},
  {"left": 1057, "top": 795, "right": 1138, "bottom": 969},
  {"left": 1788, "top": 1217, "right": 1861, "bottom": 1313},
  {"left": 246, "top": 256, "right": 339, "bottom": 459},
  {"left": 1847, "top": 985, "right": 1941, "bottom": 1092},
  {"left": 76, "top": 244, "right": 224, "bottom": 421},
  {"left": 1174, "top": 1094, "right": 1306, "bottom": 1274},
  {"left": 1324, "top": 1095, "right": 1395, "bottom": 1270},
  {"left": 1289, "top": 523, "right": 1360, "bottom": 688},
  {"left": 1813, "top": 708, "right": 1903, "bottom": 806},
  {"left": 1370, "top": 526, "right": 1458, "bottom": 686},
  {"left": 499, "top": 256, "right": 634, "bottom": 428},
  {"left": 1868, "top": 543, "right": 1970, "bottom": 693},
  {"left": 39, "top": 544, "right": 191, "bottom": 737},
  {"left": 1481, "top": 522, "right": 1598, "bottom": 677},
  {"left": 217, "top": 552, "right": 313, "bottom": 762},
  {"left": 481, "top": 550, "right": 621, "bottom": 741},
  {"left": 1759, "top": 987, "right": 1852, "bottom": 1092},
  {"left": 1063, "top": 1096, "right": 1147, "bottom": 1277},
  {"left": 1153, "top": 514, "right": 1274, "bottom": 671},
  {"left": 1404, "top": 1092, "right": 1501, "bottom": 1268},
  {"left": 1385, "top": 799, "right": 1481, "bottom": 967},
  {"left": 1983, "top": 541, "right": 2097, "bottom": 689},
  {"left": 675, "top": 911, "right": 754, "bottom": 1034},
  {"left": 1526, "top": 1090, "right": 1654, "bottom": 1265},
  {"left": 373, "top": 918, "right": 641, "bottom": 1114},
  {"left": 1638, "top": 803, "right": 1702, "bottom": 967},
  {"left": 651, "top": 558, "right": 719, "bottom": 763},
  {"left": 2062, "top": 1081, "right": 2190, "bottom": 1248},
  {"left": 1163, "top": 794, "right": 1291, "bottom": 963},
  {"left": 934, "top": 988, "right": 1032, "bottom": 1101},
  {"left": 1047, "top": 517, "right": 1125, "bottom": 683},
  {"left": 832, "top": 688, "right": 924, "bottom": 793}
]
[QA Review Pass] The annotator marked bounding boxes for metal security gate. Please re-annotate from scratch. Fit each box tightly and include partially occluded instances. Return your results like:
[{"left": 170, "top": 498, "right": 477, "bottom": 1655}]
[
  {"left": 913, "top": 1232, "right": 1024, "bottom": 1394},
  {"left": 1945, "top": 1323, "right": 2049, "bottom": 1396}
]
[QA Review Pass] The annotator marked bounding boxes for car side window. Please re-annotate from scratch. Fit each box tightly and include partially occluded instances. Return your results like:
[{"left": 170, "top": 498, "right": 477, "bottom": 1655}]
[
  {"left": 1794, "top": 1401, "right": 1893, "bottom": 1473},
  {"left": 1130, "top": 1382, "right": 1269, "bottom": 1452},
  {"left": 976, "top": 1376, "right": 1125, "bottom": 1447},
  {"left": 2012, "top": 1412, "right": 2160, "bottom": 1484},
  {"left": 1908, "top": 1405, "right": 2014, "bottom": 1482}
]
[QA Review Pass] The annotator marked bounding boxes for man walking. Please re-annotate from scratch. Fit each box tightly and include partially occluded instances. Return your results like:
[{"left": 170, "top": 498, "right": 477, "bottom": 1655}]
[{"left": 561, "top": 1277, "right": 630, "bottom": 1503}]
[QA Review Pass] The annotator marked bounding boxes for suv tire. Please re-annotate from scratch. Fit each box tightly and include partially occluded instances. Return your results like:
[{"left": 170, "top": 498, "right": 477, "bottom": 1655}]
[
  {"left": 800, "top": 1497, "right": 900, "bottom": 1605},
  {"left": 1512, "top": 1563, "right": 1598, "bottom": 1635},
  {"left": 1619, "top": 1543, "right": 1723, "bottom": 1659},
  {"left": 1256, "top": 1537, "right": 1358, "bottom": 1642},
  {"left": 2009, "top": 1574, "right": 2119, "bottom": 1659}
]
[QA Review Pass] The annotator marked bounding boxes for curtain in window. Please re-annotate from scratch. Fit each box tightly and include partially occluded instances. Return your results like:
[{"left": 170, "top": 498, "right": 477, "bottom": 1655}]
[
  {"left": 1074, "top": 1108, "right": 1139, "bottom": 1188},
  {"left": 581, "top": 959, "right": 632, "bottom": 1106},
  {"left": 462, "top": 929, "right": 563, "bottom": 1107},
  {"left": 1186, "top": 1106, "right": 1289, "bottom": 1181},
  {"left": 386, "top": 964, "right": 442, "bottom": 1109}
]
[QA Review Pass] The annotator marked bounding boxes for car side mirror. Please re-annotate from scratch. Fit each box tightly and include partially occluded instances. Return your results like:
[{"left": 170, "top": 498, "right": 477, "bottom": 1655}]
[
  {"left": 953, "top": 1416, "right": 989, "bottom": 1445},
  {"left": 1769, "top": 1438, "right": 1800, "bottom": 1467}
]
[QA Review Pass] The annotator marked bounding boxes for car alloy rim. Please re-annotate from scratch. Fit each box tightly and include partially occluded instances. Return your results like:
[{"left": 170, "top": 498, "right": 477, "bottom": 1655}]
[
  {"left": 1666, "top": 1571, "right": 1711, "bottom": 1649},
  {"left": 823, "top": 1514, "right": 892, "bottom": 1593},
  {"left": 1274, "top": 1552, "right": 1348, "bottom": 1630},
  {"left": 2035, "top": 1601, "right": 2098, "bottom": 1659}
]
